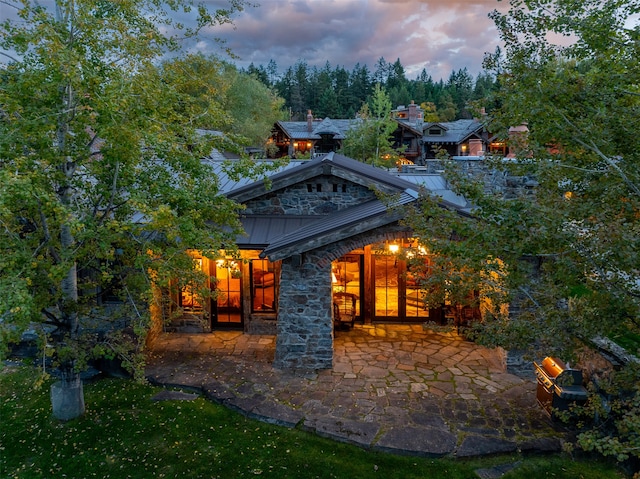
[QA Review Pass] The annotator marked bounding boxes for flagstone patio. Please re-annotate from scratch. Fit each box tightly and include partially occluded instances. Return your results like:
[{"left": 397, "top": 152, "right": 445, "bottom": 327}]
[{"left": 145, "top": 324, "right": 568, "bottom": 457}]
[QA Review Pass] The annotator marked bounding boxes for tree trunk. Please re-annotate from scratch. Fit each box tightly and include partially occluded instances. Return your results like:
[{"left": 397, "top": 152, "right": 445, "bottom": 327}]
[{"left": 50, "top": 370, "right": 85, "bottom": 421}]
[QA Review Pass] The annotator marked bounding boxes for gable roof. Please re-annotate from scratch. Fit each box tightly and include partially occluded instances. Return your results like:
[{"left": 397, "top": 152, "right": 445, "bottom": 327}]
[
  {"left": 392, "top": 117, "right": 423, "bottom": 136},
  {"left": 207, "top": 152, "right": 472, "bottom": 261},
  {"left": 423, "top": 119, "right": 484, "bottom": 144},
  {"left": 276, "top": 118, "right": 354, "bottom": 140},
  {"left": 225, "top": 152, "right": 421, "bottom": 203}
]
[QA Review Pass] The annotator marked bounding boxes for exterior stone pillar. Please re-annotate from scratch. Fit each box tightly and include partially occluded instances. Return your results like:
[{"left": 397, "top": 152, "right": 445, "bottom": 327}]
[{"left": 274, "top": 252, "right": 333, "bottom": 370}]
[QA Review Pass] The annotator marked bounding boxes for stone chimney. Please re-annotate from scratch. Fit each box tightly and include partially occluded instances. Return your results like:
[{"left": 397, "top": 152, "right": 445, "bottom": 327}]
[
  {"left": 307, "top": 110, "right": 313, "bottom": 132},
  {"left": 407, "top": 100, "right": 423, "bottom": 128},
  {"left": 408, "top": 101, "right": 417, "bottom": 121}
]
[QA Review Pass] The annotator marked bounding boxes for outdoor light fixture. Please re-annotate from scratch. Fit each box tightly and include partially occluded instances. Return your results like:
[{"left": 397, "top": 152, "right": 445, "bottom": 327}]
[{"left": 388, "top": 243, "right": 400, "bottom": 254}]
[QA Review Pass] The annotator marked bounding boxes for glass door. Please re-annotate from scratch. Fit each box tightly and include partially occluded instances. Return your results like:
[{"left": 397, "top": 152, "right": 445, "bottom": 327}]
[
  {"left": 374, "top": 255, "right": 399, "bottom": 319},
  {"left": 373, "top": 254, "right": 431, "bottom": 322},
  {"left": 213, "top": 261, "right": 243, "bottom": 328}
]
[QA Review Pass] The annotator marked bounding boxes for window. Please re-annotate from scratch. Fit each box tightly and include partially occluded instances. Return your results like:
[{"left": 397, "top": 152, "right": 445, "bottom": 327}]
[
  {"left": 428, "top": 128, "right": 442, "bottom": 136},
  {"left": 251, "top": 259, "right": 277, "bottom": 313},
  {"left": 332, "top": 255, "right": 361, "bottom": 316}
]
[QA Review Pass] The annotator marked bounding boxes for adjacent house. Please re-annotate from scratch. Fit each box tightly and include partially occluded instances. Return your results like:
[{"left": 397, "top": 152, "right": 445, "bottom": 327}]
[
  {"left": 268, "top": 104, "right": 496, "bottom": 165},
  {"left": 269, "top": 111, "right": 353, "bottom": 158},
  {"left": 422, "top": 119, "right": 489, "bottom": 159},
  {"left": 157, "top": 152, "right": 478, "bottom": 370}
]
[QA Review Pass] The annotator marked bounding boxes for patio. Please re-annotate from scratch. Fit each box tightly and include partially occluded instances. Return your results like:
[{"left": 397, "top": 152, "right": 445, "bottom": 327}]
[{"left": 145, "top": 324, "right": 567, "bottom": 457}]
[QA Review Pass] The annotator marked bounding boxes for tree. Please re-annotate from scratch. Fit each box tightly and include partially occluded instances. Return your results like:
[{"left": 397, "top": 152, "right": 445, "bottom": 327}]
[
  {"left": 220, "top": 62, "right": 286, "bottom": 147},
  {"left": 407, "top": 0, "right": 640, "bottom": 466},
  {"left": 445, "top": 68, "right": 474, "bottom": 118},
  {"left": 0, "top": 0, "right": 253, "bottom": 419},
  {"left": 341, "top": 84, "right": 398, "bottom": 167}
]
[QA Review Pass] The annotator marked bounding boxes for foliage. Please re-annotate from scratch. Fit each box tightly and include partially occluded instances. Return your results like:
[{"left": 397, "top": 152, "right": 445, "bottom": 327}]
[
  {"left": 159, "top": 53, "right": 286, "bottom": 149},
  {"left": 250, "top": 57, "right": 498, "bottom": 121},
  {"left": 0, "top": 0, "right": 262, "bottom": 405},
  {"left": 340, "top": 84, "right": 400, "bottom": 167},
  {"left": 405, "top": 0, "right": 640, "bottom": 465},
  {"left": 0, "top": 365, "right": 626, "bottom": 479}
]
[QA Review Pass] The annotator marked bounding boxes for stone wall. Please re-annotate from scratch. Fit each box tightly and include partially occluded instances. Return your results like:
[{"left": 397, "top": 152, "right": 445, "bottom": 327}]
[
  {"left": 273, "top": 250, "right": 334, "bottom": 370},
  {"left": 243, "top": 175, "right": 377, "bottom": 215},
  {"left": 414, "top": 157, "right": 538, "bottom": 199}
]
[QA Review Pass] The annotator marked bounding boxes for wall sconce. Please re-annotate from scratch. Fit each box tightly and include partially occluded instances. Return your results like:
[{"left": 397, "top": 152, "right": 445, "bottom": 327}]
[{"left": 388, "top": 243, "right": 400, "bottom": 254}]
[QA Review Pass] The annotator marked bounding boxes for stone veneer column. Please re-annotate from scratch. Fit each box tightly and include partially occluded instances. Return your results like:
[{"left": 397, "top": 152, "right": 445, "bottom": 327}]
[{"left": 273, "top": 252, "right": 333, "bottom": 370}]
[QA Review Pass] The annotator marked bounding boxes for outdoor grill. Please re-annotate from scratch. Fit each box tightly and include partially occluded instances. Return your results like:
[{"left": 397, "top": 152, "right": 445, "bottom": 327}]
[{"left": 534, "top": 357, "right": 588, "bottom": 417}]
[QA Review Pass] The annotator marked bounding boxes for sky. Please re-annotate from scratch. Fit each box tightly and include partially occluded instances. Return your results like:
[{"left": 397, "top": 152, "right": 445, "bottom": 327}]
[
  {"left": 190, "top": 0, "right": 509, "bottom": 82},
  {"left": 0, "top": 0, "right": 508, "bottom": 82}
]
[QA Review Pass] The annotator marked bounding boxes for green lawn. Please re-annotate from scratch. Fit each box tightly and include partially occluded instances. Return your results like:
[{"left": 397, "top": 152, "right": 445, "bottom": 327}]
[{"left": 0, "top": 364, "right": 627, "bottom": 479}]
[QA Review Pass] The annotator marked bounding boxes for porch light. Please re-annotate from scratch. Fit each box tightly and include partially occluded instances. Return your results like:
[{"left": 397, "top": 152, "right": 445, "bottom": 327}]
[
  {"left": 388, "top": 243, "right": 400, "bottom": 254},
  {"left": 307, "top": 142, "right": 312, "bottom": 148}
]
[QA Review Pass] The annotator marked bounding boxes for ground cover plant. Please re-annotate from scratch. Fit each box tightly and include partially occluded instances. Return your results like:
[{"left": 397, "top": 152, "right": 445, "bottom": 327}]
[{"left": 0, "top": 365, "right": 626, "bottom": 479}]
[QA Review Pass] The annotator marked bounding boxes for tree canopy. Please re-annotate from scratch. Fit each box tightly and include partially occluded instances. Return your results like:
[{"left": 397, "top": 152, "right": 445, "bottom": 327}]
[
  {"left": 405, "top": 0, "right": 640, "bottom": 464},
  {"left": 247, "top": 58, "right": 498, "bottom": 121},
  {"left": 0, "top": 0, "right": 271, "bottom": 418},
  {"left": 340, "top": 84, "right": 399, "bottom": 167}
]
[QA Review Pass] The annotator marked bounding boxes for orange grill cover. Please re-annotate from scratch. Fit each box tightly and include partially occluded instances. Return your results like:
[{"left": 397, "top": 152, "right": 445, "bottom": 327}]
[{"left": 540, "top": 357, "right": 566, "bottom": 378}]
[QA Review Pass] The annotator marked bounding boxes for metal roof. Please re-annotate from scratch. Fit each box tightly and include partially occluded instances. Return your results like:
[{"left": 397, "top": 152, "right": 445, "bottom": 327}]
[
  {"left": 225, "top": 152, "right": 424, "bottom": 202},
  {"left": 423, "top": 119, "right": 484, "bottom": 144},
  {"left": 236, "top": 215, "right": 320, "bottom": 248},
  {"left": 203, "top": 151, "right": 472, "bottom": 259},
  {"left": 260, "top": 191, "right": 418, "bottom": 260},
  {"left": 276, "top": 118, "right": 355, "bottom": 140}
]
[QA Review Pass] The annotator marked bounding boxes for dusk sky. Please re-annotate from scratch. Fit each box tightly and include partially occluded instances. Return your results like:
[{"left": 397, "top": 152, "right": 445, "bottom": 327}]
[
  {"left": 0, "top": 0, "right": 509, "bottom": 82},
  {"left": 194, "top": 0, "right": 508, "bottom": 82}
]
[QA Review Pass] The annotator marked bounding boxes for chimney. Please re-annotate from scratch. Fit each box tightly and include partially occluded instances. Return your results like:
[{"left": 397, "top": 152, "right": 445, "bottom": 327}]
[
  {"left": 408, "top": 100, "right": 423, "bottom": 128},
  {"left": 408, "top": 100, "right": 417, "bottom": 121},
  {"left": 307, "top": 110, "right": 313, "bottom": 132}
]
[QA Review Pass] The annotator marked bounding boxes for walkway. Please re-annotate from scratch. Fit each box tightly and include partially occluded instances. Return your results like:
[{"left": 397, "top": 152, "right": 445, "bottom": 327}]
[{"left": 145, "top": 324, "right": 567, "bottom": 458}]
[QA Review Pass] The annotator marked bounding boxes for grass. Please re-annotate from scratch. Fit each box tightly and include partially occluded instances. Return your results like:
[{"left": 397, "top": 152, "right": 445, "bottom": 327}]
[
  {"left": 0, "top": 364, "right": 628, "bottom": 479},
  {"left": 609, "top": 331, "right": 640, "bottom": 356}
]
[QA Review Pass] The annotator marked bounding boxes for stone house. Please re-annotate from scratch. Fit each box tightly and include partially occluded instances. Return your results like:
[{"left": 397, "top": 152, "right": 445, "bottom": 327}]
[{"left": 159, "top": 152, "right": 478, "bottom": 370}]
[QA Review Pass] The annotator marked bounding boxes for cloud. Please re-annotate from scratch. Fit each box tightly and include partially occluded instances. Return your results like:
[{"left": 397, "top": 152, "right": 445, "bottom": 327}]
[{"left": 191, "top": 0, "right": 506, "bottom": 80}]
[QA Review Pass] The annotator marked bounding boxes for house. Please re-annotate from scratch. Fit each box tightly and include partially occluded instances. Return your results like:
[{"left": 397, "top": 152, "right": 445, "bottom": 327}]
[
  {"left": 269, "top": 111, "right": 353, "bottom": 158},
  {"left": 422, "top": 119, "right": 489, "bottom": 159},
  {"left": 159, "top": 152, "right": 478, "bottom": 370},
  {"left": 390, "top": 101, "right": 424, "bottom": 163},
  {"left": 269, "top": 105, "right": 499, "bottom": 166},
  {"left": 270, "top": 103, "right": 425, "bottom": 162}
]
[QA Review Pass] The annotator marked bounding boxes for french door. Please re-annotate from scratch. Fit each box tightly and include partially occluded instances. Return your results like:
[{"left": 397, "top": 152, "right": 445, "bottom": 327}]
[
  {"left": 212, "top": 262, "right": 243, "bottom": 329},
  {"left": 373, "top": 255, "right": 431, "bottom": 322}
]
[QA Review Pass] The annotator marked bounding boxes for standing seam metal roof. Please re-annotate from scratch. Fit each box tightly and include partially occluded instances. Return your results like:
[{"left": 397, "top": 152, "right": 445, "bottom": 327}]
[{"left": 204, "top": 151, "right": 471, "bottom": 259}]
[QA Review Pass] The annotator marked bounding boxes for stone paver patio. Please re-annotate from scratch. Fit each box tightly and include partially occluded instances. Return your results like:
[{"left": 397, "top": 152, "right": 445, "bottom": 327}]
[{"left": 145, "top": 324, "right": 568, "bottom": 457}]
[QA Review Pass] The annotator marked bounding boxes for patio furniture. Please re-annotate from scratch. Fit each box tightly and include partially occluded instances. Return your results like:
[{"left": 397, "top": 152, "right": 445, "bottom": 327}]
[{"left": 333, "top": 291, "right": 357, "bottom": 330}]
